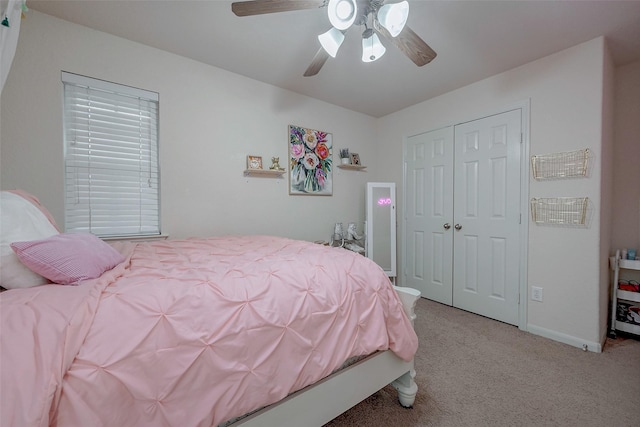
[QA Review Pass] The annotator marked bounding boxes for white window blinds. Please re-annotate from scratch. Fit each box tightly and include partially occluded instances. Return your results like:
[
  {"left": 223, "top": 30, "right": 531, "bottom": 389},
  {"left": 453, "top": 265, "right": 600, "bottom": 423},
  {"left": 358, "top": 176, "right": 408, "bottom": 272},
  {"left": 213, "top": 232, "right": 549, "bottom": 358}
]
[{"left": 62, "top": 72, "right": 160, "bottom": 237}]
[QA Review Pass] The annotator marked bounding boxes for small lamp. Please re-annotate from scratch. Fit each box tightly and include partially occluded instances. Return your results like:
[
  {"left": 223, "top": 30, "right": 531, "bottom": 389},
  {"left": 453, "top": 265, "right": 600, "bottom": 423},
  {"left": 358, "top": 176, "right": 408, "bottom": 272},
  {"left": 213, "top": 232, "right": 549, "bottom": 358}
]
[{"left": 331, "top": 222, "right": 345, "bottom": 247}]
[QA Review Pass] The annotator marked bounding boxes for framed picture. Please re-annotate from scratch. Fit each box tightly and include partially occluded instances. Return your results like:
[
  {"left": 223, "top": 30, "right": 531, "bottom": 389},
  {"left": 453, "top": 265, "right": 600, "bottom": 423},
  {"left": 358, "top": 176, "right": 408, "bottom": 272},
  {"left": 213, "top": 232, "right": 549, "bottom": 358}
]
[
  {"left": 247, "top": 155, "right": 263, "bottom": 170},
  {"left": 350, "top": 153, "right": 361, "bottom": 166},
  {"left": 289, "top": 125, "right": 333, "bottom": 196}
]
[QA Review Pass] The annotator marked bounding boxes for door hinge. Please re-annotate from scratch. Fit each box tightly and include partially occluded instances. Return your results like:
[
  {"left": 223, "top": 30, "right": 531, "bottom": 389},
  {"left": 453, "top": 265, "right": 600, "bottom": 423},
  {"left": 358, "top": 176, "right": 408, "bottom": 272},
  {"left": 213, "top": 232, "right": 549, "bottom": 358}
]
[
  {"left": 519, "top": 213, "right": 522, "bottom": 224},
  {"left": 520, "top": 133, "right": 523, "bottom": 144}
]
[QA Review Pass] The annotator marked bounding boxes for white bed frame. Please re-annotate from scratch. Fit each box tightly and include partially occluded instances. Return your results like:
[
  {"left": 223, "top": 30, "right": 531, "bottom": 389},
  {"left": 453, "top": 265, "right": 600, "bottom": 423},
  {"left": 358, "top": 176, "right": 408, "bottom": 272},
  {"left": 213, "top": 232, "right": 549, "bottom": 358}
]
[{"left": 233, "top": 286, "right": 421, "bottom": 427}]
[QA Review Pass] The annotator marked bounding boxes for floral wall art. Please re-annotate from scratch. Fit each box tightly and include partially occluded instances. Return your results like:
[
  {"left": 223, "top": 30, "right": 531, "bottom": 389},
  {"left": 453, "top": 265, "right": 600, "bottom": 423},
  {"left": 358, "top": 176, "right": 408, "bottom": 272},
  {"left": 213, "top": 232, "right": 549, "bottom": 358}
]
[{"left": 289, "top": 125, "right": 332, "bottom": 196}]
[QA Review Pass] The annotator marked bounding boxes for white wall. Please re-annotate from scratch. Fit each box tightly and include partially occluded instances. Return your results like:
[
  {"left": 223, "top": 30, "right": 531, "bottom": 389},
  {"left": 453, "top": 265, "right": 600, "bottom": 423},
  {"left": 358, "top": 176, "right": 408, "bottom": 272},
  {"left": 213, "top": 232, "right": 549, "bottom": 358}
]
[
  {"left": 0, "top": 11, "right": 377, "bottom": 242},
  {"left": 1, "top": 12, "right": 624, "bottom": 350},
  {"left": 376, "top": 38, "right": 610, "bottom": 349},
  {"left": 610, "top": 58, "right": 640, "bottom": 310},
  {"left": 612, "top": 59, "right": 640, "bottom": 252}
]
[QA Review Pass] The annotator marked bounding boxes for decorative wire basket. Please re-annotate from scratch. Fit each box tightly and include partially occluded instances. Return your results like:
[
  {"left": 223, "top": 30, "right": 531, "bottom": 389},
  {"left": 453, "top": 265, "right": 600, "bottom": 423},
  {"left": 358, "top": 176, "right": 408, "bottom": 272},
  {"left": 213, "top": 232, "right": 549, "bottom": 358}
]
[
  {"left": 531, "top": 149, "right": 590, "bottom": 180},
  {"left": 530, "top": 197, "right": 589, "bottom": 225}
]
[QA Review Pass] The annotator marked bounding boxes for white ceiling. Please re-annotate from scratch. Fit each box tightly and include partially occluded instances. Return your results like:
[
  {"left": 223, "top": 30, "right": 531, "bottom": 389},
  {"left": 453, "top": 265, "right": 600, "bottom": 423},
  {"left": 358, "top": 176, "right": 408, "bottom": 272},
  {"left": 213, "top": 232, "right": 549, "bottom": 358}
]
[{"left": 28, "top": 0, "right": 640, "bottom": 117}]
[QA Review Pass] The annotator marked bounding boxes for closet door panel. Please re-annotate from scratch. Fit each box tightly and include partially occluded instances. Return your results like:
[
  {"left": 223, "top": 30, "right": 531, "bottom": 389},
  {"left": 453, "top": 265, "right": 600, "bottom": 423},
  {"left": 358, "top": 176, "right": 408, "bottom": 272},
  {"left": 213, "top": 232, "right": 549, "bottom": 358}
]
[
  {"left": 404, "top": 127, "right": 454, "bottom": 304},
  {"left": 452, "top": 110, "right": 521, "bottom": 325},
  {"left": 490, "top": 236, "right": 508, "bottom": 300},
  {"left": 461, "top": 234, "right": 479, "bottom": 293}
]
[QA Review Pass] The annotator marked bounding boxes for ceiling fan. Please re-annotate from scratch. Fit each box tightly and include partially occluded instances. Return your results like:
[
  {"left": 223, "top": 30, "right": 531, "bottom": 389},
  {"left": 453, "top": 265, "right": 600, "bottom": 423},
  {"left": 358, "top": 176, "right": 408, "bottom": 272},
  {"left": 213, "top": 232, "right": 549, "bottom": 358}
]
[{"left": 231, "top": 0, "right": 437, "bottom": 76}]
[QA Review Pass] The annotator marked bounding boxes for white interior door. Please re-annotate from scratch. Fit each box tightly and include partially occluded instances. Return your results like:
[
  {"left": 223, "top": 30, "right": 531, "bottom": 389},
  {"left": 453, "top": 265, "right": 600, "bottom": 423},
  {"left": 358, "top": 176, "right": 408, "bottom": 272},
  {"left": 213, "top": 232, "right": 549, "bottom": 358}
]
[
  {"left": 403, "top": 109, "right": 523, "bottom": 325},
  {"left": 404, "top": 127, "right": 454, "bottom": 304},
  {"left": 452, "top": 110, "right": 522, "bottom": 325}
]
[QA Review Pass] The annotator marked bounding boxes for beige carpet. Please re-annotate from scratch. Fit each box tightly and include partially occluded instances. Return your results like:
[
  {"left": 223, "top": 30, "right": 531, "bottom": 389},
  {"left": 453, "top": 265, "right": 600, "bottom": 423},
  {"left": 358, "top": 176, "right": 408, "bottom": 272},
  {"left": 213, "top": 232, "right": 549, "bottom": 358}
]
[{"left": 325, "top": 298, "right": 640, "bottom": 426}]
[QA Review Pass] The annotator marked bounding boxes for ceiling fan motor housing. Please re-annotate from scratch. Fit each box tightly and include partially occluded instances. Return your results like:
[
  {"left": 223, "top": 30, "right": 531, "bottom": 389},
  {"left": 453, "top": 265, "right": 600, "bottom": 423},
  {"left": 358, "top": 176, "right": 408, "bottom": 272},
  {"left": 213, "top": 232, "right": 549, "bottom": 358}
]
[{"left": 328, "top": 0, "right": 358, "bottom": 30}]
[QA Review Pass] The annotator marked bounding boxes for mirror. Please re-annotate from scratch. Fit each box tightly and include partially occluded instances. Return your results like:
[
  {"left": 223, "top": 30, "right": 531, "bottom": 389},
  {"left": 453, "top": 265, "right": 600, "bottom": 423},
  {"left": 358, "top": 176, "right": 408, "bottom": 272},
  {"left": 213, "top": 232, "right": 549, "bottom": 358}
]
[{"left": 366, "top": 182, "right": 396, "bottom": 278}]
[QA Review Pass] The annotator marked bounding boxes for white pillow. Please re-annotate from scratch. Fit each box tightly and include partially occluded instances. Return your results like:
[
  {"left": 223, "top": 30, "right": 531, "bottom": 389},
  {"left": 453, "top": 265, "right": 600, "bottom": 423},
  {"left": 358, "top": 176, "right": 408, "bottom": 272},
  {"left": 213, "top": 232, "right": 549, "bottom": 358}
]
[{"left": 1, "top": 191, "right": 59, "bottom": 289}]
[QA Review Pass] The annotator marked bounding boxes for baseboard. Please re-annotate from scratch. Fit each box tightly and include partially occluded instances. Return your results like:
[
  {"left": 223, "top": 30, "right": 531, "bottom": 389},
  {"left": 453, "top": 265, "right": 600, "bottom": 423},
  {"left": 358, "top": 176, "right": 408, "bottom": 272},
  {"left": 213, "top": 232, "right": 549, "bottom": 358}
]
[{"left": 527, "top": 324, "right": 603, "bottom": 353}]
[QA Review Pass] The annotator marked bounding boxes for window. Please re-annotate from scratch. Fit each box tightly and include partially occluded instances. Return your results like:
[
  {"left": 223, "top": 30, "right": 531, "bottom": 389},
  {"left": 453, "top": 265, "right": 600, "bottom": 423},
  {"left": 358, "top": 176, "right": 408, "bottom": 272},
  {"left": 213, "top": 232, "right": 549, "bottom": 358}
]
[{"left": 62, "top": 72, "right": 160, "bottom": 237}]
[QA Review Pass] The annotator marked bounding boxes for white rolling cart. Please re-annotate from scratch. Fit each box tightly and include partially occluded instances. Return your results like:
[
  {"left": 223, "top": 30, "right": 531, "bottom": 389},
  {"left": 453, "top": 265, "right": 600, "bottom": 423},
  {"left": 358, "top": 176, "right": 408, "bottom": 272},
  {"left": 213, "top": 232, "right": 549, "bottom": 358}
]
[{"left": 609, "top": 250, "right": 640, "bottom": 338}]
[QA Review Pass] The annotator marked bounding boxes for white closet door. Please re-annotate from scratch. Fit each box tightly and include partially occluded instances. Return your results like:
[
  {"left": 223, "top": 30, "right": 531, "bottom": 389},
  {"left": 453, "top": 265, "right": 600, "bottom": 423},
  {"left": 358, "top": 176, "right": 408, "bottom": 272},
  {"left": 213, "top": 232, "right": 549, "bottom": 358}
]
[
  {"left": 452, "top": 109, "right": 522, "bottom": 325},
  {"left": 404, "top": 127, "right": 454, "bottom": 304}
]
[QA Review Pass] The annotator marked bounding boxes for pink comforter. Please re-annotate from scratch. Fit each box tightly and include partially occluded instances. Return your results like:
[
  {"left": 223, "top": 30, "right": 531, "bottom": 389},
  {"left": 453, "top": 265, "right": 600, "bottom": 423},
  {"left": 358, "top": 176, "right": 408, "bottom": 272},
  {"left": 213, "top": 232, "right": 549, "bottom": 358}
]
[{"left": 1, "top": 236, "right": 418, "bottom": 426}]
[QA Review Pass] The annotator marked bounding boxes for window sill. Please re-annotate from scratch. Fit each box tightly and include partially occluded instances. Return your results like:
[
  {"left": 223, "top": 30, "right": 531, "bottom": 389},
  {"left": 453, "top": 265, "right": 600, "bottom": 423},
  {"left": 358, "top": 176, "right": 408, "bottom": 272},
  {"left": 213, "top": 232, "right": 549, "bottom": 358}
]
[{"left": 101, "top": 234, "right": 169, "bottom": 242}]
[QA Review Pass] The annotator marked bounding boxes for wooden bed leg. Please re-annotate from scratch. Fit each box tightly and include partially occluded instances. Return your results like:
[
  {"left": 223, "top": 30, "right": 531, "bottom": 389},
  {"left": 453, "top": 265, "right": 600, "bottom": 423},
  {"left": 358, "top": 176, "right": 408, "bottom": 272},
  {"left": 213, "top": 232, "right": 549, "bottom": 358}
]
[{"left": 391, "top": 368, "right": 418, "bottom": 407}]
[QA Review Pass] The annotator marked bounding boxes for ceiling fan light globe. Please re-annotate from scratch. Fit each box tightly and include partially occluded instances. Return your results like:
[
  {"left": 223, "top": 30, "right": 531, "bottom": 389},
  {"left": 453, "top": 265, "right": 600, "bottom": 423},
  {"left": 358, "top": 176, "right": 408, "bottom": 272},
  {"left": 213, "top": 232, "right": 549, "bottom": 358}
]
[
  {"left": 361, "top": 33, "right": 386, "bottom": 63},
  {"left": 378, "top": 0, "right": 409, "bottom": 37},
  {"left": 318, "top": 28, "right": 345, "bottom": 58},
  {"left": 327, "top": 0, "right": 357, "bottom": 30}
]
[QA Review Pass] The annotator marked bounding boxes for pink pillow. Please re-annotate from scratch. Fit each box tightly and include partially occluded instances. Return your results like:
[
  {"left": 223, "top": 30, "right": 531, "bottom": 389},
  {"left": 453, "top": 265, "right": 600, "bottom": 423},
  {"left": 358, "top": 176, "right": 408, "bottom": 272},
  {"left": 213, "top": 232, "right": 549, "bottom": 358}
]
[{"left": 10, "top": 233, "right": 125, "bottom": 285}]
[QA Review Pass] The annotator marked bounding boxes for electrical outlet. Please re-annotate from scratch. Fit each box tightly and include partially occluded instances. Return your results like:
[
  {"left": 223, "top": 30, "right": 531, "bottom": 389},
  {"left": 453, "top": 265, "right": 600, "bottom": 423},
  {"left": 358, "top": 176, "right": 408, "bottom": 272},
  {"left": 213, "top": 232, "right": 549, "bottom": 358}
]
[{"left": 531, "top": 286, "right": 543, "bottom": 302}]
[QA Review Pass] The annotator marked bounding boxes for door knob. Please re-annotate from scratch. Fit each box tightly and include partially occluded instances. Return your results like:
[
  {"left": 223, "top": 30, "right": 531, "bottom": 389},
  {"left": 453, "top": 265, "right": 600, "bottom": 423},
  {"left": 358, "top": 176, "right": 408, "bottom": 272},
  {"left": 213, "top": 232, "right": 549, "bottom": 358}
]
[
  {"left": 454, "top": 224, "right": 462, "bottom": 230},
  {"left": 443, "top": 223, "right": 451, "bottom": 230}
]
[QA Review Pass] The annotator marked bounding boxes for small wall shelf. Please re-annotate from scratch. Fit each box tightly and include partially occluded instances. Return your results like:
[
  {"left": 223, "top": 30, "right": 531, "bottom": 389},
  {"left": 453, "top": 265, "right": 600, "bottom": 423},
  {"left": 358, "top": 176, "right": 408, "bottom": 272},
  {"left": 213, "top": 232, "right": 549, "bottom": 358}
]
[
  {"left": 244, "top": 169, "right": 285, "bottom": 177},
  {"left": 337, "top": 164, "right": 367, "bottom": 171}
]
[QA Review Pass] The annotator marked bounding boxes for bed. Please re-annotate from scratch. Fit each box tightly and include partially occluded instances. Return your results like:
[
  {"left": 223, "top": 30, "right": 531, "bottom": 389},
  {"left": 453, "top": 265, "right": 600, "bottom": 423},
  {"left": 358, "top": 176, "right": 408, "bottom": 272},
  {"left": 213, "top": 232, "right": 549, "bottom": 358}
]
[{"left": 0, "top": 190, "right": 420, "bottom": 427}]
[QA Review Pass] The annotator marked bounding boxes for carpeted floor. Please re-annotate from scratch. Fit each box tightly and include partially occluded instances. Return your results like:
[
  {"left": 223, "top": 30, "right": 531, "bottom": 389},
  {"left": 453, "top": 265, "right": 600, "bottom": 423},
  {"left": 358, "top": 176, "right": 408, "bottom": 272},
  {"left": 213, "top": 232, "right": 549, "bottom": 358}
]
[{"left": 325, "top": 298, "right": 640, "bottom": 426}]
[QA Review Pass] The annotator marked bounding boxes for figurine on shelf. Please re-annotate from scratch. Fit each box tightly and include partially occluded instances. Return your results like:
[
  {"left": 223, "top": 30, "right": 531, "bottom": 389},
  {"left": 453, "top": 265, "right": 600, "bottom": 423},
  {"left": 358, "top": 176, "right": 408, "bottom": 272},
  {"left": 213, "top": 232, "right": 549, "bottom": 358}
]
[
  {"left": 269, "top": 157, "right": 285, "bottom": 171},
  {"left": 347, "top": 222, "right": 363, "bottom": 240}
]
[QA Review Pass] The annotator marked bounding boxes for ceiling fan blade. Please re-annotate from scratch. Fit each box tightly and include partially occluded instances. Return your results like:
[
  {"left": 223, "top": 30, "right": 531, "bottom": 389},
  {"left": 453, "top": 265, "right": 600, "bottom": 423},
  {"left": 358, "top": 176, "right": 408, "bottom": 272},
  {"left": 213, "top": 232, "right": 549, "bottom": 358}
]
[
  {"left": 374, "top": 22, "right": 437, "bottom": 67},
  {"left": 232, "top": 0, "right": 326, "bottom": 17},
  {"left": 304, "top": 48, "right": 331, "bottom": 77}
]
